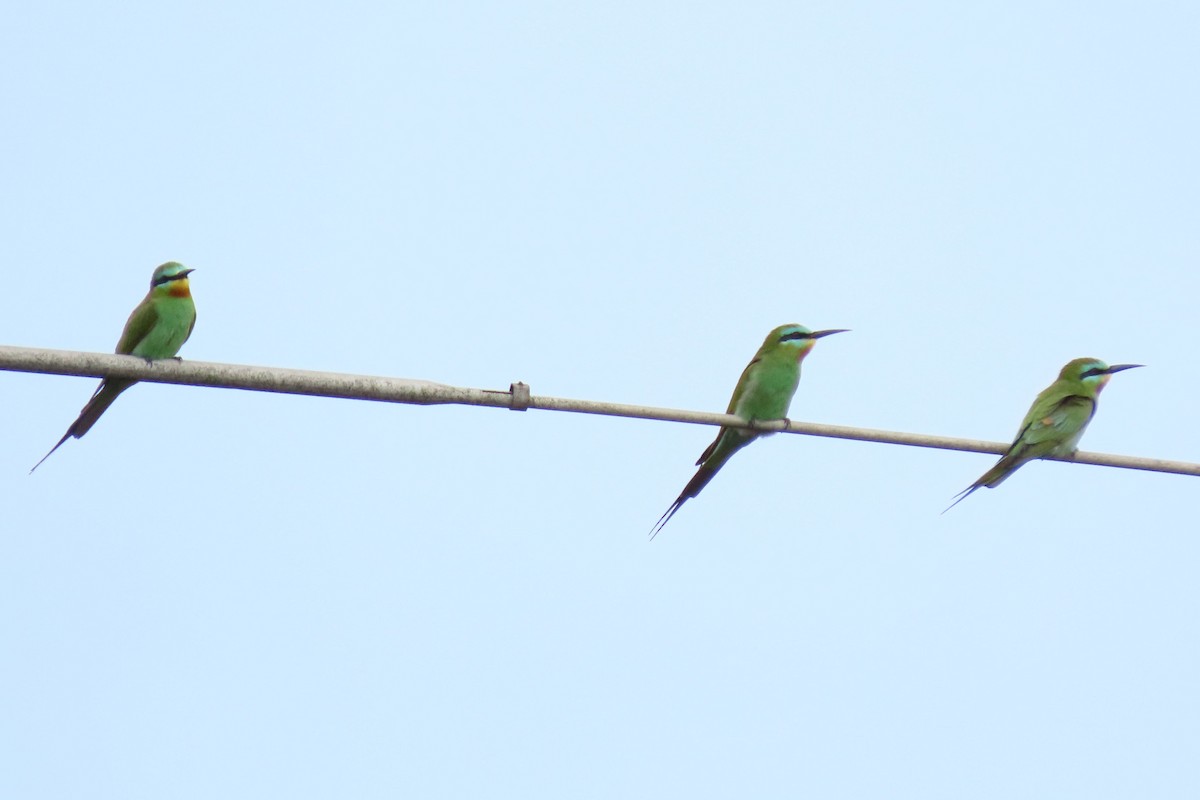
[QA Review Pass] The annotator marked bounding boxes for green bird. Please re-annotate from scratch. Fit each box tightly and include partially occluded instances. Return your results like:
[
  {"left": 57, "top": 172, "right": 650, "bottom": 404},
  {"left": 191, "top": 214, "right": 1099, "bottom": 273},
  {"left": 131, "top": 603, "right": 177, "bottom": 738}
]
[
  {"left": 650, "top": 323, "right": 847, "bottom": 538},
  {"left": 32, "top": 262, "right": 197, "bottom": 472},
  {"left": 944, "top": 357, "right": 1142, "bottom": 511}
]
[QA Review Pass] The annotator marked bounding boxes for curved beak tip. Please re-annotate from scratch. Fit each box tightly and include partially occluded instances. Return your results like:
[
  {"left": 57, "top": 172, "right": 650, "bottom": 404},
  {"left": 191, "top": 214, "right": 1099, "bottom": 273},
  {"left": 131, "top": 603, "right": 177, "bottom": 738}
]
[
  {"left": 1107, "top": 363, "right": 1144, "bottom": 374},
  {"left": 813, "top": 328, "right": 850, "bottom": 338}
]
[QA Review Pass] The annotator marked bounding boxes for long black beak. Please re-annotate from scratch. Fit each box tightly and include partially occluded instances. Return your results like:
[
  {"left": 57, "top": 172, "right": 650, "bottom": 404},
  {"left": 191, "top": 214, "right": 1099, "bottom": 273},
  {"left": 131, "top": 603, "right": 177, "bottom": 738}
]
[
  {"left": 810, "top": 329, "right": 850, "bottom": 339},
  {"left": 177, "top": 268, "right": 196, "bottom": 279},
  {"left": 1103, "top": 363, "right": 1143, "bottom": 374}
]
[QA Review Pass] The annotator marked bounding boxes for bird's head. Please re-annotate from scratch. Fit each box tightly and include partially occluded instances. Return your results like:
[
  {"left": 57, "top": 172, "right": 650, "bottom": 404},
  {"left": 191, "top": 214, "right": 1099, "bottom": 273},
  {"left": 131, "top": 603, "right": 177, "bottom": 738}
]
[
  {"left": 1060, "top": 357, "right": 1143, "bottom": 393},
  {"left": 767, "top": 323, "right": 849, "bottom": 360},
  {"left": 150, "top": 262, "right": 196, "bottom": 298}
]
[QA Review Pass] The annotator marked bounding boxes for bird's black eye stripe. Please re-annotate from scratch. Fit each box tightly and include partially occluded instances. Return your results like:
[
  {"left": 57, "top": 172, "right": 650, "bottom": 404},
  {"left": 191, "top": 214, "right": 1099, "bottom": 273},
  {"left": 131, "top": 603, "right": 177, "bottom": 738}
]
[
  {"left": 780, "top": 331, "right": 809, "bottom": 342},
  {"left": 1081, "top": 367, "right": 1104, "bottom": 379},
  {"left": 154, "top": 272, "right": 184, "bottom": 286}
]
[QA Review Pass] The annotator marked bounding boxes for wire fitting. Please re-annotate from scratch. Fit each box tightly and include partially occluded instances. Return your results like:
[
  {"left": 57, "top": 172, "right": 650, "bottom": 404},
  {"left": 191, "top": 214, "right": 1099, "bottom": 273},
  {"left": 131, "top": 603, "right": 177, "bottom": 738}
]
[{"left": 509, "top": 381, "right": 530, "bottom": 411}]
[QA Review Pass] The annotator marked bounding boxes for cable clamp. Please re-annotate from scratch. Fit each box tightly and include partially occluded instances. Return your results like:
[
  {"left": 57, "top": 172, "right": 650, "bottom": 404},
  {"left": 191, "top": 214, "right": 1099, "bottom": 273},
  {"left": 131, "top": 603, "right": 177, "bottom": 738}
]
[{"left": 509, "top": 381, "right": 530, "bottom": 411}]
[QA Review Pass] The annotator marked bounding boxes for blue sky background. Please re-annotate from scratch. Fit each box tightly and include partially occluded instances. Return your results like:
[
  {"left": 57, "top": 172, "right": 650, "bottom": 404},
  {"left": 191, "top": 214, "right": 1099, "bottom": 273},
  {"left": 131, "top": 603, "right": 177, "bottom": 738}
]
[{"left": 2, "top": 2, "right": 1198, "bottom": 797}]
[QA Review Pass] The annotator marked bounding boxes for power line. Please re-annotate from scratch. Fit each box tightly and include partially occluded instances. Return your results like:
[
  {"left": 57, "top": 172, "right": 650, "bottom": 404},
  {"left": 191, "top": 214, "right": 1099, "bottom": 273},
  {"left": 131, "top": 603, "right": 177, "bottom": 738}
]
[{"left": 3, "top": 344, "right": 1197, "bottom": 478}]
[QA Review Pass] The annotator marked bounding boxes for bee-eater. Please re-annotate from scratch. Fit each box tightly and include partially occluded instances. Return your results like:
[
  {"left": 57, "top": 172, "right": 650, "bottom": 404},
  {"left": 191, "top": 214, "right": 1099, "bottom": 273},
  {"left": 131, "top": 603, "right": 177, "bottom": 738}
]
[
  {"left": 650, "top": 323, "right": 847, "bottom": 538},
  {"left": 32, "top": 262, "right": 197, "bottom": 472},
  {"left": 944, "top": 357, "right": 1142, "bottom": 511}
]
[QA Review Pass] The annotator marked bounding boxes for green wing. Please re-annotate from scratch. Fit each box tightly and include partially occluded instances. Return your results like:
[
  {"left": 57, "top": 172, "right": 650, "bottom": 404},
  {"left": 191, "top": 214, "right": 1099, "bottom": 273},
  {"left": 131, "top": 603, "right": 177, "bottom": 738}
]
[
  {"left": 693, "top": 355, "right": 763, "bottom": 464},
  {"left": 114, "top": 295, "right": 159, "bottom": 355},
  {"left": 723, "top": 356, "right": 761, "bottom": 415},
  {"left": 1008, "top": 394, "right": 1095, "bottom": 459}
]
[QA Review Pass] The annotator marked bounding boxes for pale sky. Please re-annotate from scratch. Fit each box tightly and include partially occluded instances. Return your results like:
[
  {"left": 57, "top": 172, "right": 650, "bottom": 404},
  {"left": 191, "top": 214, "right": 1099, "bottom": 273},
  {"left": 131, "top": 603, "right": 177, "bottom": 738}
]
[{"left": 2, "top": 2, "right": 1198, "bottom": 798}]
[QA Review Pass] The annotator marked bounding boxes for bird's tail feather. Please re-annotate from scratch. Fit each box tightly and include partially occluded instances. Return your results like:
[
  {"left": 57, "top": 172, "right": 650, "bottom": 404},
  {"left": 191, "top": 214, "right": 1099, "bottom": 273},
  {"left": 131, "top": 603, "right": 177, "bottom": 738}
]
[
  {"left": 68, "top": 379, "right": 133, "bottom": 439},
  {"left": 30, "top": 432, "right": 72, "bottom": 474},
  {"left": 942, "top": 452, "right": 1025, "bottom": 513},
  {"left": 30, "top": 379, "right": 134, "bottom": 473},
  {"left": 942, "top": 483, "right": 982, "bottom": 514},
  {"left": 648, "top": 450, "right": 736, "bottom": 539}
]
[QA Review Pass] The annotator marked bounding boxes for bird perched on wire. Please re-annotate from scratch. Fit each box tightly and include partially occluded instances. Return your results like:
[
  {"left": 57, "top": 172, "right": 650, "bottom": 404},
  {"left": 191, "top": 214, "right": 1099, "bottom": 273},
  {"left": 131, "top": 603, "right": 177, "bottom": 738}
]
[
  {"left": 944, "top": 357, "right": 1142, "bottom": 512},
  {"left": 650, "top": 323, "right": 847, "bottom": 538},
  {"left": 32, "top": 261, "right": 198, "bottom": 472}
]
